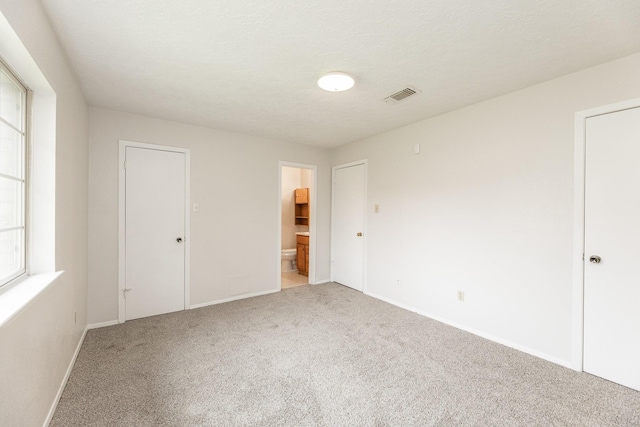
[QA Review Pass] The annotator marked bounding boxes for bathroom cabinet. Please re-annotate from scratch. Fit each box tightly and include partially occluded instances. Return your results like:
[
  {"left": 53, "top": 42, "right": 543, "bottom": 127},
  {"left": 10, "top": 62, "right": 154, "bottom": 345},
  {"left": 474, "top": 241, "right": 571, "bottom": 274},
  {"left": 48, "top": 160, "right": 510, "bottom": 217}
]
[
  {"left": 295, "top": 188, "right": 309, "bottom": 226},
  {"left": 295, "top": 188, "right": 308, "bottom": 204},
  {"left": 296, "top": 234, "right": 309, "bottom": 276}
]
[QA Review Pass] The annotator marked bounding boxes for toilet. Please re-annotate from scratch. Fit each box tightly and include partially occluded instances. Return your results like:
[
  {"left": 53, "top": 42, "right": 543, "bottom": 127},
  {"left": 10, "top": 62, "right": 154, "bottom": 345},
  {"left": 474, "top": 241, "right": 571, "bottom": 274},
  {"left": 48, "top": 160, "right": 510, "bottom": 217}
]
[{"left": 281, "top": 248, "right": 297, "bottom": 272}]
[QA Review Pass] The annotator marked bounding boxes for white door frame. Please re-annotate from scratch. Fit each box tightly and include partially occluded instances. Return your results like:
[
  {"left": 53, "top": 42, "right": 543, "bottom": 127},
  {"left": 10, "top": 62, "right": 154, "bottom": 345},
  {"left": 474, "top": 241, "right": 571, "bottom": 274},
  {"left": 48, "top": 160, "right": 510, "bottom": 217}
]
[
  {"left": 330, "top": 159, "right": 367, "bottom": 292},
  {"left": 277, "top": 161, "right": 318, "bottom": 288},
  {"left": 118, "top": 140, "right": 191, "bottom": 323},
  {"left": 571, "top": 97, "right": 640, "bottom": 370}
]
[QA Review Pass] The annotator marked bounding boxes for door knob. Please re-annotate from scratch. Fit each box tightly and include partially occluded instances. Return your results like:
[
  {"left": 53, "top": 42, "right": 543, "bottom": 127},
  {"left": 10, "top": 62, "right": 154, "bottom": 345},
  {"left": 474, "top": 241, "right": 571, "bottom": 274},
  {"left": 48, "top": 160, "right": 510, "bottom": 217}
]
[
  {"left": 357, "top": 232, "right": 363, "bottom": 237},
  {"left": 176, "top": 237, "right": 183, "bottom": 243},
  {"left": 589, "top": 255, "right": 601, "bottom": 264}
]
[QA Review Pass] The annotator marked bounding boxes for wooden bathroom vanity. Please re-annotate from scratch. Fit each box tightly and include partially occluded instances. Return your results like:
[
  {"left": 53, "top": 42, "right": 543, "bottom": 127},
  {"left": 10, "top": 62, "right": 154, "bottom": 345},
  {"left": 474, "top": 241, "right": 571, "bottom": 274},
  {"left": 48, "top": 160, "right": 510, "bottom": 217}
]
[{"left": 296, "top": 234, "right": 309, "bottom": 276}]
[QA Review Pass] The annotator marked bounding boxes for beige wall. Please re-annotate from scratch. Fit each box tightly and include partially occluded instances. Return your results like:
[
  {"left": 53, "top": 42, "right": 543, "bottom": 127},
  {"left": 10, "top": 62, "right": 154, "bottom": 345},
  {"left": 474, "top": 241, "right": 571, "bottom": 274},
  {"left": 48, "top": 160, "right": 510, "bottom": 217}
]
[
  {"left": 281, "top": 167, "right": 310, "bottom": 250},
  {"left": 301, "top": 168, "right": 312, "bottom": 188},
  {"left": 88, "top": 108, "right": 331, "bottom": 324},
  {"left": 0, "top": 1, "right": 89, "bottom": 426},
  {"left": 331, "top": 53, "right": 640, "bottom": 366}
]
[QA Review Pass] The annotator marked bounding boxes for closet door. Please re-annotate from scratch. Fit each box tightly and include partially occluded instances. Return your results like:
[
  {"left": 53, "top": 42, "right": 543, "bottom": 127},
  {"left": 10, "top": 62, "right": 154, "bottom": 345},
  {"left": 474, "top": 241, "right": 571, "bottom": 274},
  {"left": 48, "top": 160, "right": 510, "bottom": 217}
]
[
  {"left": 583, "top": 107, "right": 640, "bottom": 391},
  {"left": 124, "top": 146, "right": 186, "bottom": 320},
  {"left": 331, "top": 162, "right": 366, "bottom": 291}
]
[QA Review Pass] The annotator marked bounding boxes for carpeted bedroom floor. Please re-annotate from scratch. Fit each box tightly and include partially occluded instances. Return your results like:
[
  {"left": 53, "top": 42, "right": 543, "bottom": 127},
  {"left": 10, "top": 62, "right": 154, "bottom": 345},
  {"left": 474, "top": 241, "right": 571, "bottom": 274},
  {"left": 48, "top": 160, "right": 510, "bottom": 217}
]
[{"left": 51, "top": 283, "right": 640, "bottom": 426}]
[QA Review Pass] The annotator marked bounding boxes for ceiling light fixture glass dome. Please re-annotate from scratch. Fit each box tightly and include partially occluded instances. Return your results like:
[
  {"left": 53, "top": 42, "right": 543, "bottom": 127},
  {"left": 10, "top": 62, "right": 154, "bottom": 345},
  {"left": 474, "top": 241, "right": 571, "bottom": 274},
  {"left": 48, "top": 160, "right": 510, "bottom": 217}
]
[{"left": 318, "top": 72, "right": 355, "bottom": 92}]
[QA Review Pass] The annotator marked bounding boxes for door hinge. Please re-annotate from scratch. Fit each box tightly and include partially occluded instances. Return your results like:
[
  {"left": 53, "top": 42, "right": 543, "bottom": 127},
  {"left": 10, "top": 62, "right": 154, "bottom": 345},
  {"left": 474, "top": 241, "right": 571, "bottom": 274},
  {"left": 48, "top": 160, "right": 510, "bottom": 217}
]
[
  {"left": 124, "top": 160, "right": 127, "bottom": 170},
  {"left": 123, "top": 288, "right": 132, "bottom": 298}
]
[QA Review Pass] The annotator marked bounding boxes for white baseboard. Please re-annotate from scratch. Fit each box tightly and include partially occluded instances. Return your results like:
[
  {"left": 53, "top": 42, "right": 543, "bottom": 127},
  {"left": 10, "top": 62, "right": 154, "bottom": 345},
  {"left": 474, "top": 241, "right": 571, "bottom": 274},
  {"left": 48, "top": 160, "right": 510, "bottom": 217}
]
[
  {"left": 190, "top": 289, "right": 280, "bottom": 309},
  {"left": 365, "top": 291, "right": 572, "bottom": 369},
  {"left": 88, "top": 320, "right": 119, "bottom": 329},
  {"left": 43, "top": 325, "right": 88, "bottom": 427},
  {"left": 90, "top": 290, "right": 285, "bottom": 327},
  {"left": 364, "top": 291, "right": 421, "bottom": 316}
]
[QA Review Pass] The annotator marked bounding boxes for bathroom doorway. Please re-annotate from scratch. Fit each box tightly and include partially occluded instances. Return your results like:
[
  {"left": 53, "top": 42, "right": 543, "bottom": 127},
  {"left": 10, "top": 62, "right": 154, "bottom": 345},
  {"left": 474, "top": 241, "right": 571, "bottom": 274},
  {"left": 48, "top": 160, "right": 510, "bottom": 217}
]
[{"left": 278, "top": 162, "right": 316, "bottom": 290}]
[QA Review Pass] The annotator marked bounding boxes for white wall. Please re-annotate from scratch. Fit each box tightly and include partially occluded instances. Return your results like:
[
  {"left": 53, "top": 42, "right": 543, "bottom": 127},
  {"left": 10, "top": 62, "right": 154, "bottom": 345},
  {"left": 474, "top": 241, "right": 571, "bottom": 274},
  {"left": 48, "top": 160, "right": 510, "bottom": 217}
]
[
  {"left": 0, "top": 1, "right": 89, "bottom": 426},
  {"left": 88, "top": 108, "right": 331, "bottom": 324},
  {"left": 281, "top": 167, "right": 310, "bottom": 250},
  {"left": 331, "top": 53, "right": 640, "bottom": 365}
]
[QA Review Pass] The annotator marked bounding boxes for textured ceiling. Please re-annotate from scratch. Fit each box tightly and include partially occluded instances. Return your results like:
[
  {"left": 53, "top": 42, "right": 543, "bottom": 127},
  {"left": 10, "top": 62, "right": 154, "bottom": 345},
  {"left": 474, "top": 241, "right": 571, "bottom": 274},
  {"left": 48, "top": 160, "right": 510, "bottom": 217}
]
[{"left": 40, "top": 0, "right": 640, "bottom": 147}]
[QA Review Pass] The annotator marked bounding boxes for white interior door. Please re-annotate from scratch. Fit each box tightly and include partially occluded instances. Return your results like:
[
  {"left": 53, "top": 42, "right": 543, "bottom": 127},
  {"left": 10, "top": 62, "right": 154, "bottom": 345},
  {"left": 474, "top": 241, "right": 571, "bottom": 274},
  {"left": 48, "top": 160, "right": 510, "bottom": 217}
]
[
  {"left": 125, "top": 146, "right": 186, "bottom": 320},
  {"left": 331, "top": 162, "right": 365, "bottom": 291},
  {"left": 583, "top": 106, "right": 640, "bottom": 391}
]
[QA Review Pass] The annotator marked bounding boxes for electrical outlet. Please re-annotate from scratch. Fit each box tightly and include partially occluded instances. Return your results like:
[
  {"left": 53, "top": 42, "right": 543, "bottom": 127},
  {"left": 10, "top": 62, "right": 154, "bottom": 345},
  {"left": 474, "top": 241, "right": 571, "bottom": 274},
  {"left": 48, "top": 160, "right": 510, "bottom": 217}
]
[
  {"left": 457, "top": 290, "right": 465, "bottom": 302},
  {"left": 374, "top": 204, "right": 380, "bottom": 213}
]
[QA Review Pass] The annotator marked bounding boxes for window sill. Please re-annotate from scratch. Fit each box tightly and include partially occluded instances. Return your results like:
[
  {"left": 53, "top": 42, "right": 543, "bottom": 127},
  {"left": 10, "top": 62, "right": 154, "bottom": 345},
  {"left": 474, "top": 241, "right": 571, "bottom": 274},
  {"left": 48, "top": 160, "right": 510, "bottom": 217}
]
[{"left": 0, "top": 271, "right": 64, "bottom": 328}]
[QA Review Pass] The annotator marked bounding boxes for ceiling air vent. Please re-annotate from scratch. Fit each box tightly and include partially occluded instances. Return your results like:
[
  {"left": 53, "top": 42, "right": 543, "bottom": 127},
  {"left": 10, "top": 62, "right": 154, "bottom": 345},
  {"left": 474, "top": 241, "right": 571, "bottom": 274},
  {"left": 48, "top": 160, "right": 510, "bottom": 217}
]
[{"left": 383, "top": 86, "right": 421, "bottom": 104}]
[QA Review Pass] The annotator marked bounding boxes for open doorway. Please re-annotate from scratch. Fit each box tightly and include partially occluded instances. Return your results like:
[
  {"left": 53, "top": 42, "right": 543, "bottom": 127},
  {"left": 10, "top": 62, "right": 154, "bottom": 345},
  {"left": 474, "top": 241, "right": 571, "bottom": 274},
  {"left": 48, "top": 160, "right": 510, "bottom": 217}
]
[{"left": 278, "top": 162, "right": 316, "bottom": 289}]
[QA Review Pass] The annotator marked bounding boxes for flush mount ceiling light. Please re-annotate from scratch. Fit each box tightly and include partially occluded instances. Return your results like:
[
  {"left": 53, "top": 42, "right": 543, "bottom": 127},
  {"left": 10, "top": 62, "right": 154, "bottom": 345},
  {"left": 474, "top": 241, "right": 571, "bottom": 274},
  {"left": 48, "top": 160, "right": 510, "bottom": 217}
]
[{"left": 318, "top": 72, "right": 355, "bottom": 92}]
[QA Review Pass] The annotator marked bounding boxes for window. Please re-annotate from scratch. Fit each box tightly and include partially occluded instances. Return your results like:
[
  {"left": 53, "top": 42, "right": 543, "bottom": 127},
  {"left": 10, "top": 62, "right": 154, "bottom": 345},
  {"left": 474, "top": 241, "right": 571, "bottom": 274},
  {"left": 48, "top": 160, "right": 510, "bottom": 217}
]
[{"left": 0, "top": 60, "right": 28, "bottom": 287}]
